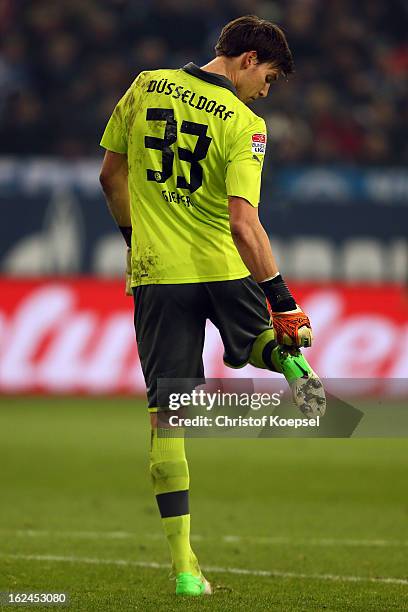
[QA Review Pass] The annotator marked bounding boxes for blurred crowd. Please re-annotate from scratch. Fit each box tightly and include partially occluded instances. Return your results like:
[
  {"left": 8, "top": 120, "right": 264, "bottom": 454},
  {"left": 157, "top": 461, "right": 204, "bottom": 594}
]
[{"left": 0, "top": 0, "right": 407, "bottom": 164}]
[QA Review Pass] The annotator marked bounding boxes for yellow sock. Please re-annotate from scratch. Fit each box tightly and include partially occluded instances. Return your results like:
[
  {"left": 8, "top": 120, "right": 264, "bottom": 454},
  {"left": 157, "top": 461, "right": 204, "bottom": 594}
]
[{"left": 150, "top": 427, "right": 201, "bottom": 576}]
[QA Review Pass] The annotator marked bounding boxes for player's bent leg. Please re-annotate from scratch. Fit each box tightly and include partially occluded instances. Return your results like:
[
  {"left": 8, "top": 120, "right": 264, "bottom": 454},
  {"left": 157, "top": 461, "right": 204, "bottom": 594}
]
[
  {"left": 249, "top": 328, "right": 313, "bottom": 377},
  {"left": 149, "top": 415, "right": 211, "bottom": 596},
  {"left": 249, "top": 329, "right": 326, "bottom": 417},
  {"left": 248, "top": 328, "right": 278, "bottom": 371}
]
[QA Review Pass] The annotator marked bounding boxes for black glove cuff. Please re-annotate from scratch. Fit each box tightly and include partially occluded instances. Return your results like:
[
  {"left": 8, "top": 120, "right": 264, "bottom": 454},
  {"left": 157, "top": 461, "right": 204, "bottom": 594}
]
[
  {"left": 119, "top": 226, "right": 132, "bottom": 248},
  {"left": 259, "top": 274, "right": 296, "bottom": 312}
]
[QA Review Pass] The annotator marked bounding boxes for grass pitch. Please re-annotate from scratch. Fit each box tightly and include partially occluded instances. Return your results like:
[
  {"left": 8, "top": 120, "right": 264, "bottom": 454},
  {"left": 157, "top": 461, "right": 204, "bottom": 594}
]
[{"left": 0, "top": 397, "right": 407, "bottom": 611}]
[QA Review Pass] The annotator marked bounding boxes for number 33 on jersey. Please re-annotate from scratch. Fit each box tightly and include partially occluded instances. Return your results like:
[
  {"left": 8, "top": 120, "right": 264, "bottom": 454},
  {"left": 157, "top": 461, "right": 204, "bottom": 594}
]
[{"left": 100, "top": 63, "right": 267, "bottom": 286}]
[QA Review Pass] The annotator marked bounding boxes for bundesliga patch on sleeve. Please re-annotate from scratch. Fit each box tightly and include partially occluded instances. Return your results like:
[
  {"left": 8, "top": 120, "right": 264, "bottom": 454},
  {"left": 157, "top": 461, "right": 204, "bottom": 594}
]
[{"left": 251, "top": 133, "right": 267, "bottom": 154}]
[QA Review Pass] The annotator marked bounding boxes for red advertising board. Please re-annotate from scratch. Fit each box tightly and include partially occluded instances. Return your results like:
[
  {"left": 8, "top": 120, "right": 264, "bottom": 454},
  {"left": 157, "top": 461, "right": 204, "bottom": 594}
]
[{"left": 0, "top": 279, "right": 407, "bottom": 395}]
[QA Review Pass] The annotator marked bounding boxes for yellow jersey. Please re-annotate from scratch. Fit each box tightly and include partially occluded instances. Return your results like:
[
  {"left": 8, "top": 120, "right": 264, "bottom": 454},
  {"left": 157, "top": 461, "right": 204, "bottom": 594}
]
[{"left": 100, "top": 63, "right": 267, "bottom": 286}]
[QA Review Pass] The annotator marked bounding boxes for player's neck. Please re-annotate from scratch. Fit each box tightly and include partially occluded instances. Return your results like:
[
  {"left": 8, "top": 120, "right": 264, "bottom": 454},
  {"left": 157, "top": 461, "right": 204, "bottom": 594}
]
[{"left": 200, "top": 57, "right": 237, "bottom": 89}]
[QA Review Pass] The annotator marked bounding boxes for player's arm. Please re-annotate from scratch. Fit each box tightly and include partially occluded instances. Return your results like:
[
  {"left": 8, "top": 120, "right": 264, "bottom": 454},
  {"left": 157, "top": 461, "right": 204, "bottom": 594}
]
[
  {"left": 99, "top": 77, "right": 144, "bottom": 296},
  {"left": 99, "top": 150, "right": 130, "bottom": 228},
  {"left": 99, "top": 150, "right": 132, "bottom": 295},
  {"left": 228, "top": 196, "right": 279, "bottom": 281},
  {"left": 229, "top": 196, "right": 312, "bottom": 348},
  {"left": 226, "top": 114, "right": 312, "bottom": 348},
  {"left": 99, "top": 74, "right": 138, "bottom": 232}
]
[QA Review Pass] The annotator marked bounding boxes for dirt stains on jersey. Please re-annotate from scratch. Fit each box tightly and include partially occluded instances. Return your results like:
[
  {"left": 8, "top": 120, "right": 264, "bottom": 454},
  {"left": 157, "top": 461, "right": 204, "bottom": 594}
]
[{"left": 132, "top": 245, "right": 161, "bottom": 283}]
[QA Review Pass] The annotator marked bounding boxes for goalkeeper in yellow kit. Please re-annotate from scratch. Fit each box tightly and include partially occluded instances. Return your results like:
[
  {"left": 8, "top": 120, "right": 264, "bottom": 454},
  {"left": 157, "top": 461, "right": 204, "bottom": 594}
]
[{"left": 100, "top": 15, "right": 325, "bottom": 596}]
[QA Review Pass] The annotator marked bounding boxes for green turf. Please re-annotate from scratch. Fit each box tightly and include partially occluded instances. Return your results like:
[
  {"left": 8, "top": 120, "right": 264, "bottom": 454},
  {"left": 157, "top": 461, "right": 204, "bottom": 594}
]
[{"left": 0, "top": 397, "right": 407, "bottom": 611}]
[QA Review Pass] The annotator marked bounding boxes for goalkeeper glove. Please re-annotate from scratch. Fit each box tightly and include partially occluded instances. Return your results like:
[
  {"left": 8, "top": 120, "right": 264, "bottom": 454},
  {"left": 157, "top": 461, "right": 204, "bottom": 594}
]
[
  {"left": 269, "top": 306, "right": 313, "bottom": 348},
  {"left": 259, "top": 273, "right": 313, "bottom": 347}
]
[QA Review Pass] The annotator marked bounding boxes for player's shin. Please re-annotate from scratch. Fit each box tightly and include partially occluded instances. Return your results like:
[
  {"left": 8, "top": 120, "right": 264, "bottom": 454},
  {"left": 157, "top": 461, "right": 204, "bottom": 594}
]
[
  {"left": 149, "top": 424, "right": 201, "bottom": 577},
  {"left": 249, "top": 329, "right": 326, "bottom": 416}
]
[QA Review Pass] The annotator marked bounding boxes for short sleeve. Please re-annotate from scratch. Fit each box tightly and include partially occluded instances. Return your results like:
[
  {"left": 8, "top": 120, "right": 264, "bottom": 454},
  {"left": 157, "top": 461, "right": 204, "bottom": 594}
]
[
  {"left": 100, "top": 74, "right": 143, "bottom": 154},
  {"left": 225, "top": 117, "right": 267, "bottom": 207}
]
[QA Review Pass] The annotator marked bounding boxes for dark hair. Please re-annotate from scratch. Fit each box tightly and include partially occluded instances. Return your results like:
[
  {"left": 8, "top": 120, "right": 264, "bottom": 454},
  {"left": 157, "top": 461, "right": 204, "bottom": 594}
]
[{"left": 215, "top": 15, "right": 294, "bottom": 76}]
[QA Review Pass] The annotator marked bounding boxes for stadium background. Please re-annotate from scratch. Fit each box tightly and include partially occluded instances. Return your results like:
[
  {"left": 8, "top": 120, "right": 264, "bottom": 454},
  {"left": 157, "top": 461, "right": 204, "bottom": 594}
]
[
  {"left": 0, "top": 2, "right": 407, "bottom": 610},
  {"left": 0, "top": 0, "right": 407, "bottom": 391}
]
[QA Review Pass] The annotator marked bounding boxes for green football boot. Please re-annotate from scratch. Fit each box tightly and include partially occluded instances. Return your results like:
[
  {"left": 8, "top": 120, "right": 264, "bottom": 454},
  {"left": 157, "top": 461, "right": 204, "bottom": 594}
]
[
  {"left": 175, "top": 572, "right": 212, "bottom": 596},
  {"left": 271, "top": 345, "right": 326, "bottom": 417}
]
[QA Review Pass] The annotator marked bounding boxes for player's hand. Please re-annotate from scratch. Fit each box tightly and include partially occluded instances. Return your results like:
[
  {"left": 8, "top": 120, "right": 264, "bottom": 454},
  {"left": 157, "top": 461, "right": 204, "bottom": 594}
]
[
  {"left": 125, "top": 247, "right": 132, "bottom": 297},
  {"left": 269, "top": 305, "right": 313, "bottom": 348}
]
